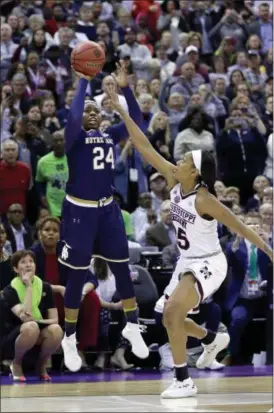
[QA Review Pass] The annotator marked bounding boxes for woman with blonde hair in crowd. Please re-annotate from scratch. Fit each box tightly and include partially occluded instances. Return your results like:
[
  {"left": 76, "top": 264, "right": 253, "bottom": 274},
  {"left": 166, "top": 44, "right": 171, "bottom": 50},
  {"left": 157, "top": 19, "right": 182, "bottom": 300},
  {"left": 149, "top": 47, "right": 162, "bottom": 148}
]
[{"left": 146, "top": 111, "right": 172, "bottom": 162}]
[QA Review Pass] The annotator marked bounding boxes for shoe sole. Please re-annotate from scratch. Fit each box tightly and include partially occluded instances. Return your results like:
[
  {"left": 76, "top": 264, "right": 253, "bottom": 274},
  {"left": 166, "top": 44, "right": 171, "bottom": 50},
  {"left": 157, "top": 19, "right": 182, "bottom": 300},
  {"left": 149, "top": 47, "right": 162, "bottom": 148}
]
[
  {"left": 61, "top": 341, "right": 82, "bottom": 372},
  {"left": 196, "top": 334, "right": 230, "bottom": 369},
  {"left": 161, "top": 388, "right": 198, "bottom": 399}
]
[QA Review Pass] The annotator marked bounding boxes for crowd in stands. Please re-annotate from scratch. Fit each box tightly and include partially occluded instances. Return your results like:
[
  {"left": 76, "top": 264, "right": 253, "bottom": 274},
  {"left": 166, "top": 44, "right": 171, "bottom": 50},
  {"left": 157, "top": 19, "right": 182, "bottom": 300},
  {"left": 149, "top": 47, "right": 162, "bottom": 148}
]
[{"left": 0, "top": 0, "right": 273, "bottom": 375}]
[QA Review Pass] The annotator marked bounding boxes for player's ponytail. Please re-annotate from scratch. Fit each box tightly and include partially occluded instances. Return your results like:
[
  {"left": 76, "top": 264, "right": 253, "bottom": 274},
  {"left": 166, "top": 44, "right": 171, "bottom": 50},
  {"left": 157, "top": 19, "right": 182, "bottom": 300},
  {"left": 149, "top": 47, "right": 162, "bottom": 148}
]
[{"left": 199, "top": 150, "right": 217, "bottom": 197}]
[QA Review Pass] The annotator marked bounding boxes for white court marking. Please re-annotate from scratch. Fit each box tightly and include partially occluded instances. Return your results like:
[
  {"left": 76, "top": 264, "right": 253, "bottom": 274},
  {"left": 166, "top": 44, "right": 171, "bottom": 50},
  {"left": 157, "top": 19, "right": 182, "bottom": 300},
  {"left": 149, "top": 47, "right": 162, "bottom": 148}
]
[{"left": 1, "top": 393, "right": 271, "bottom": 412}]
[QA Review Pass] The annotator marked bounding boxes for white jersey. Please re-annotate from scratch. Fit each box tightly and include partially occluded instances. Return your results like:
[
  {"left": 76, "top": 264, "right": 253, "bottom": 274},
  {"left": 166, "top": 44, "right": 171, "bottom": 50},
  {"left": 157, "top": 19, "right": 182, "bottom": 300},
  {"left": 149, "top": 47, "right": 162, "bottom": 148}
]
[{"left": 170, "top": 183, "right": 221, "bottom": 259}]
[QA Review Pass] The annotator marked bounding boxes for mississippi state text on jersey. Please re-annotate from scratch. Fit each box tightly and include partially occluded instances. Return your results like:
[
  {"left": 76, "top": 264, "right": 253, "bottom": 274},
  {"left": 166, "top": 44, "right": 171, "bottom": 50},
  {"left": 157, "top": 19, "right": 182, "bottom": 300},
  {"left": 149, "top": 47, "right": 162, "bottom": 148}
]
[{"left": 170, "top": 183, "right": 221, "bottom": 258}]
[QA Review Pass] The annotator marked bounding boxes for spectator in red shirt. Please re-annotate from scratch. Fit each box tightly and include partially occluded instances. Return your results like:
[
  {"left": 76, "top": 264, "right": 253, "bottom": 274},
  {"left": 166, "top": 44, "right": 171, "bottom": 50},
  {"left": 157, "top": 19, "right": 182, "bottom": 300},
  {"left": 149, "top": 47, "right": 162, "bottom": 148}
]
[{"left": 0, "top": 140, "right": 31, "bottom": 217}]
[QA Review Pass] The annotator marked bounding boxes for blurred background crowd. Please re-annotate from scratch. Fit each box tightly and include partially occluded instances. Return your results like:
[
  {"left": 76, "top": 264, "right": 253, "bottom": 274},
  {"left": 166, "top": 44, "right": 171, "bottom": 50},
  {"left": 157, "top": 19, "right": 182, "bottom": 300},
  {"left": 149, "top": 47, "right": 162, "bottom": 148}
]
[{"left": 0, "top": 0, "right": 273, "bottom": 374}]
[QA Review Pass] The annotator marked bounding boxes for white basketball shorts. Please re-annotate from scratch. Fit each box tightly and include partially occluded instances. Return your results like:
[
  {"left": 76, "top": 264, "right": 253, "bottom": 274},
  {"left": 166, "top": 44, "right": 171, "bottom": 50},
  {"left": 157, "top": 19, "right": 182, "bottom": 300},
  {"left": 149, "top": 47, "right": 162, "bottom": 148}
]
[{"left": 164, "top": 251, "right": 228, "bottom": 307}]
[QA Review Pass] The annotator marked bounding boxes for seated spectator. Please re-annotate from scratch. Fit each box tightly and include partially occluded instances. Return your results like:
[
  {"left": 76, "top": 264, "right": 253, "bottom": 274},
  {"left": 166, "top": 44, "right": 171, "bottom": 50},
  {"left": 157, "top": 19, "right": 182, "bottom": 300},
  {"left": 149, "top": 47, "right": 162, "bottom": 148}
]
[
  {"left": 259, "top": 203, "right": 273, "bottom": 235},
  {"left": 162, "top": 243, "right": 179, "bottom": 268},
  {"left": 31, "top": 217, "right": 100, "bottom": 368},
  {"left": 174, "top": 108, "right": 215, "bottom": 161},
  {"left": 0, "top": 140, "right": 31, "bottom": 217},
  {"left": 149, "top": 172, "right": 169, "bottom": 217},
  {"left": 224, "top": 187, "right": 240, "bottom": 207},
  {"left": 262, "top": 186, "right": 273, "bottom": 205},
  {"left": 36, "top": 131, "right": 68, "bottom": 218},
  {"left": 2, "top": 250, "right": 63, "bottom": 381},
  {"left": 132, "top": 192, "right": 154, "bottom": 245},
  {"left": 227, "top": 51, "right": 248, "bottom": 76},
  {"left": 264, "top": 133, "right": 273, "bottom": 183},
  {"left": 114, "top": 139, "right": 149, "bottom": 213},
  {"left": 0, "top": 224, "right": 13, "bottom": 291},
  {"left": 91, "top": 258, "right": 133, "bottom": 371},
  {"left": 223, "top": 213, "right": 271, "bottom": 365},
  {"left": 214, "top": 180, "right": 227, "bottom": 201},
  {"left": 40, "top": 97, "right": 62, "bottom": 136},
  {"left": 4, "top": 203, "right": 33, "bottom": 253},
  {"left": 113, "top": 191, "right": 134, "bottom": 241},
  {"left": 246, "top": 175, "right": 270, "bottom": 212},
  {"left": 146, "top": 200, "right": 176, "bottom": 250}
]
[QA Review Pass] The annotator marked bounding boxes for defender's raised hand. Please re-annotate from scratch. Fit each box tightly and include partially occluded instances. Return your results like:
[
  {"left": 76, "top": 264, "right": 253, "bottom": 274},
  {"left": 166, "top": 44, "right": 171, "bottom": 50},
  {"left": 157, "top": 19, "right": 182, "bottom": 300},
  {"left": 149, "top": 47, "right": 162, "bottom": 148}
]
[{"left": 112, "top": 60, "right": 128, "bottom": 88}]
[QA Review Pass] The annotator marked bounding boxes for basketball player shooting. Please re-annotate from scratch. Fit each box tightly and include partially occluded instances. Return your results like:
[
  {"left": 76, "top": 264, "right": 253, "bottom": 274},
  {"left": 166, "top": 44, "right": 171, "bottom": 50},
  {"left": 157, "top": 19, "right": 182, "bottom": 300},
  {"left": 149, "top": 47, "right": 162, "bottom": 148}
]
[
  {"left": 59, "top": 61, "right": 149, "bottom": 372},
  {"left": 105, "top": 86, "right": 273, "bottom": 399}
]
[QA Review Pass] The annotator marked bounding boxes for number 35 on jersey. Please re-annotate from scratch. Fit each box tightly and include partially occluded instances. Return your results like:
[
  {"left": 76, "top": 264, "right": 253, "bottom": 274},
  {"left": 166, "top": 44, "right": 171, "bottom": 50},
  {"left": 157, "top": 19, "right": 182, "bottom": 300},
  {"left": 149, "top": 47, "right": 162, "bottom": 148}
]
[{"left": 93, "top": 147, "right": 114, "bottom": 170}]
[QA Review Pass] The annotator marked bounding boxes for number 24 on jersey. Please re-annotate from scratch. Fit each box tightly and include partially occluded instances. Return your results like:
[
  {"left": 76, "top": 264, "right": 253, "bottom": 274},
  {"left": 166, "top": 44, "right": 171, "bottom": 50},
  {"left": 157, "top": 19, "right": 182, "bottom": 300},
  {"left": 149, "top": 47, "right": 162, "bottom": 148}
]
[{"left": 93, "top": 147, "right": 114, "bottom": 170}]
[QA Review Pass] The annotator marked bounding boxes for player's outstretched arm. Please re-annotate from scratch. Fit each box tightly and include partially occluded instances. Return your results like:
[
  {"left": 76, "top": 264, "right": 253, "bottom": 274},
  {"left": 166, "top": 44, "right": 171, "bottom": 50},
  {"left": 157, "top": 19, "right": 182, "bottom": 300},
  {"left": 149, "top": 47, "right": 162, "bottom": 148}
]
[
  {"left": 196, "top": 192, "right": 273, "bottom": 261},
  {"left": 65, "top": 71, "right": 93, "bottom": 153},
  {"left": 106, "top": 85, "right": 176, "bottom": 188}
]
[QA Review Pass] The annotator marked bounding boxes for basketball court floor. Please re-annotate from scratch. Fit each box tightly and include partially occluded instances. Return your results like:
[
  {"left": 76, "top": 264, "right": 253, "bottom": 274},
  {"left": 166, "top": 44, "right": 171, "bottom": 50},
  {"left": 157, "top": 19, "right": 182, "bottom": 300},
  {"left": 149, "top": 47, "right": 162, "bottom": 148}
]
[{"left": 1, "top": 365, "right": 273, "bottom": 412}]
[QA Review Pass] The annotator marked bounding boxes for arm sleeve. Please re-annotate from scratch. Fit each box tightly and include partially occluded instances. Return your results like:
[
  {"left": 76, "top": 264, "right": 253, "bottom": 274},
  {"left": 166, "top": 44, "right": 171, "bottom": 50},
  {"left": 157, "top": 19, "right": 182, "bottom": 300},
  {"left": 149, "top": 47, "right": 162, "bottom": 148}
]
[
  {"left": 3, "top": 286, "right": 20, "bottom": 309},
  {"left": 65, "top": 78, "right": 88, "bottom": 153},
  {"left": 108, "top": 86, "right": 142, "bottom": 144}
]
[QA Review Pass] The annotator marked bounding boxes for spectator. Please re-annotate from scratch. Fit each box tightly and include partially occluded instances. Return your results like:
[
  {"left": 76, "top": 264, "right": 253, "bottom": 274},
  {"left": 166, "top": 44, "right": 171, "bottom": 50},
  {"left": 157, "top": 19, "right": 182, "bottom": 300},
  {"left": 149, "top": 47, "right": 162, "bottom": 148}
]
[
  {"left": 75, "top": 5, "right": 96, "bottom": 42},
  {"left": 32, "top": 217, "right": 100, "bottom": 368},
  {"left": 259, "top": 203, "right": 273, "bottom": 234},
  {"left": 114, "top": 139, "right": 149, "bottom": 213},
  {"left": 224, "top": 213, "right": 270, "bottom": 365},
  {"left": 0, "top": 139, "right": 31, "bottom": 217},
  {"left": 91, "top": 258, "right": 133, "bottom": 371},
  {"left": 246, "top": 175, "right": 270, "bottom": 212},
  {"left": 214, "top": 180, "right": 227, "bottom": 201},
  {"left": 262, "top": 186, "right": 273, "bottom": 205},
  {"left": 131, "top": 192, "right": 154, "bottom": 245},
  {"left": 0, "top": 224, "right": 13, "bottom": 291},
  {"left": 138, "top": 93, "right": 153, "bottom": 131},
  {"left": 94, "top": 75, "right": 128, "bottom": 112},
  {"left": 173, "top": 108, "right": 215, "bottom": 161},
  {"left": 4, "top": 203, "right": 33, "bottom": 253},
  {"left": 2, "top": 250, "right": 63, "bottom": 381},
  {"left": 224, "top": 187, "right": 240, "bottom": 206},
  {"left": 262, "top": 96, "right": 273, "bottom": 137},
  {"left": 243, "top": 50, "right": 267, "bottom": 102},
  {"left": 117, "top": 26, "right": 152, "bottom": 80},
  {"left": 0, "top": 23, "right": 18, "bottom": 82},
  {"left": 113, "top": 191, "right": 134, "bottom": 241},
  {"left": 36, "top": 131, "right": 68, "bottom": 218},
  {"left": 216, "top": 110, "right": 267, "bottom": 205},
  {"left": 146, "top": 111, "right": 172, "bottom": 162},
  {"left": 248, "top": 2, "right": 273, "bottom": 53},
  {"left": 149, "top": 172, "right": 169, "bottom": 217},
  {"left": 146, "top": 200, "right": 176, "bottom": 249},
  {"left": 169, "top": 62, "right": 205, "bottom": 105}
]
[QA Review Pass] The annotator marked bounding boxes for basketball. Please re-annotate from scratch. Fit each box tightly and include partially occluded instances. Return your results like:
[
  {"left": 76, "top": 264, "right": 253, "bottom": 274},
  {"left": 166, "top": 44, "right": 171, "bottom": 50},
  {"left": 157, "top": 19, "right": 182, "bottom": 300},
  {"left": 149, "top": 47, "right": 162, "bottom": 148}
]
[{"left": 71, "top": 41, "right": 105, "bottom": 77}]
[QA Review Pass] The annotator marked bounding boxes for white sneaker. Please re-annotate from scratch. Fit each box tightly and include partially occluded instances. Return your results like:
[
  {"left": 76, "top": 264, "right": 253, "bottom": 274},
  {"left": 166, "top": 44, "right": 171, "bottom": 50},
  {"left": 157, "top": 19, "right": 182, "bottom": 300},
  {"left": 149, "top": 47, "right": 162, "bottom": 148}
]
[
  {"left": 196, "top": 358, "right": 224, "bottom": 370},
  {"left": 122, "top": 322, "right": 149, "bottom": 359},
  {"left": 159, "top": 343, "right": 174, "bottom": 370},
  {"left": 196, "top": 333, "right": 230, "bottom": 369},
  {"left": 61, "top": 333, "right": 82, "bottom": 372},
  {"left": 161, "top": 378, "right": 197, "bottom": 399}
]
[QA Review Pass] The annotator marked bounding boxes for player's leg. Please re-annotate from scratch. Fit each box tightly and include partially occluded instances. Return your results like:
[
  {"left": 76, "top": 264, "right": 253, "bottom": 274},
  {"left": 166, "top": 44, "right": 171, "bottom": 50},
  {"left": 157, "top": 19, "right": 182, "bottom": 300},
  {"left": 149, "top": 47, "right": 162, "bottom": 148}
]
[
  {"left": 59, "top": 201, "right": 98, "bottom": 371},
  {"left": 96, "top": 204, "right": 148, "bottom": 359}
]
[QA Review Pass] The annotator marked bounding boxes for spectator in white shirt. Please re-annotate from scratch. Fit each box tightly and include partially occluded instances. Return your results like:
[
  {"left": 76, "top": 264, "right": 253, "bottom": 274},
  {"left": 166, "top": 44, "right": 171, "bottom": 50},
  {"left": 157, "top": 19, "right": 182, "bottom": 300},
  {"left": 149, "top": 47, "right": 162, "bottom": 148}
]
[
  {"left": 0, "top": 23, "right": 18, "bottom": 81},
  {"left": 94, "top": 75, "right": 128, "bottom": 112}
]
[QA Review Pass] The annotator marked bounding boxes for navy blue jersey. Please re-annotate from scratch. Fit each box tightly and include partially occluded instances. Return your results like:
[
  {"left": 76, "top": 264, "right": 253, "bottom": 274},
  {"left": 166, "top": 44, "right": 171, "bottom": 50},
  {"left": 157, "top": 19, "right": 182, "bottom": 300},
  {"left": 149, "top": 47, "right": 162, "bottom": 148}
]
[{"left": 65, "top": 79, "right": 142, "bottom": 201}]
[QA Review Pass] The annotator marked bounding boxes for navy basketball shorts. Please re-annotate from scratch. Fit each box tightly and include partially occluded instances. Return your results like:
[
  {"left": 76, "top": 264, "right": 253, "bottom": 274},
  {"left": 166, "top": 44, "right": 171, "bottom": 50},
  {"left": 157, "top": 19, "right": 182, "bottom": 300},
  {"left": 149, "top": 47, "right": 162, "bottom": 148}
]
[{"left": 58, "top": 198, "right": 129, "bottom": 270}]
